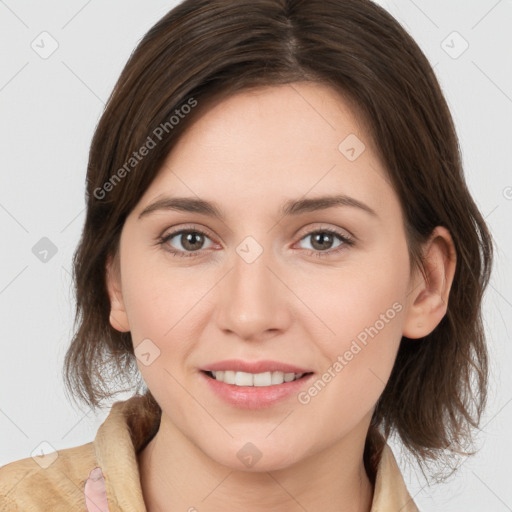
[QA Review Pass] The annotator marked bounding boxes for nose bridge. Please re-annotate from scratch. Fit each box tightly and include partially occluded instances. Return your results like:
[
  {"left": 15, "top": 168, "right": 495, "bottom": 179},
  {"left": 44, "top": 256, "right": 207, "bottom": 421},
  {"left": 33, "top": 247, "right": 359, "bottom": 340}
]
[
  {"left": 215, "top": 235, "right": 290, "bottom": 339},
  {"left": 232, "top": 243, "right": 271, "bottom": 298}
]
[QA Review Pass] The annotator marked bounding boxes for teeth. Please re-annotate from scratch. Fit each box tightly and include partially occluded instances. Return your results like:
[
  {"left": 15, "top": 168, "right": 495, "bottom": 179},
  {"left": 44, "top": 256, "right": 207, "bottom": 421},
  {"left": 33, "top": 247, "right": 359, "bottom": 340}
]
[{"left": 210, "top": 370, "right": 304, "bottom": 387}]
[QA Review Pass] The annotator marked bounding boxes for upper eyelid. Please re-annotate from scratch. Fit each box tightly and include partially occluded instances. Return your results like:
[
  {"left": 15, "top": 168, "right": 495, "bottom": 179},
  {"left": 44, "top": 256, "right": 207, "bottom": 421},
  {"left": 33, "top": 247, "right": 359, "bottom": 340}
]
[
  {"left": 298, "top": 224, "right": 353, "bottom": 239},
  {"left": 161, "top": 224, "right": 219, "bottom": 243}
]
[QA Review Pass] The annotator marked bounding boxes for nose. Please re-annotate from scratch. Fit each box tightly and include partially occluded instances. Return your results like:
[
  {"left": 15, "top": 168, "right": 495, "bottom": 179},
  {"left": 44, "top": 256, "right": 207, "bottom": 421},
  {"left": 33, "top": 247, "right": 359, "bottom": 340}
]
[{"left": 214, "top": 246, "right": 292, "bottom": 342}]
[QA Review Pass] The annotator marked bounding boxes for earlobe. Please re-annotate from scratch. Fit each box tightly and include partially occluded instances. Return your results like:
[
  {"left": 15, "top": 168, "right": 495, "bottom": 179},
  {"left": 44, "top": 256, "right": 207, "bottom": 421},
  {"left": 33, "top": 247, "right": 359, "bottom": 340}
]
[
  {"left": 105, "top": 253, "right": 130, "bottom": 333},
  {"left": 402, "top": 226, "right": 457, "bottom": 339}
]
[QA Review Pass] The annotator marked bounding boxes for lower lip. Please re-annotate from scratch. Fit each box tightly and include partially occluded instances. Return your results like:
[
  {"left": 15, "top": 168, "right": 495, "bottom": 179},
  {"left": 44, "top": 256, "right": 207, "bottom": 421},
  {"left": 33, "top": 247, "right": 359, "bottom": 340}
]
[{"left": 199, "top": 371, "right": 314, "bottom": 409}]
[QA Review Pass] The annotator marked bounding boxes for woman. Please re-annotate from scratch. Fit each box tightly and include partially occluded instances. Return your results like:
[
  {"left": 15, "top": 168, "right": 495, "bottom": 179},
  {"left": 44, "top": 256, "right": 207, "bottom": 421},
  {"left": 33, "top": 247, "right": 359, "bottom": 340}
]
[{"left": 0, "top": 0, "right": 493, "bottom": 510}]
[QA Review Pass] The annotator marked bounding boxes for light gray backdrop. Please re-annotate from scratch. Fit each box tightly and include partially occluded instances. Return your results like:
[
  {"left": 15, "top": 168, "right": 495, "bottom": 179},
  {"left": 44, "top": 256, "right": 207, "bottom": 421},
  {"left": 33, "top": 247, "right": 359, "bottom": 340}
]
[{"left": 1, "top": 1, "right": 511, "bottom": 510}]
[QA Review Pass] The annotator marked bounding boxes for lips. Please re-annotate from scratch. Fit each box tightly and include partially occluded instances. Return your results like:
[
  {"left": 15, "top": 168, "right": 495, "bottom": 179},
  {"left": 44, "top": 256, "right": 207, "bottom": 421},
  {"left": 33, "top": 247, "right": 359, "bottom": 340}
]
[
  {"left": 201, "top": 359, "right": 314, "bottom": 374},
  {"left": 199, "top": 367, "right": 315, "bottom": 409}
]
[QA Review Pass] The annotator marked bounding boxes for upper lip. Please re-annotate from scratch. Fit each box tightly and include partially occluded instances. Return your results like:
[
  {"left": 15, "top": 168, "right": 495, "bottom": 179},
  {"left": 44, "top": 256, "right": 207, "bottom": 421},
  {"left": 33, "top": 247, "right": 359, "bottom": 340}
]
[{"left": 201, "top": 359, "right": 313, "bottom": 374}]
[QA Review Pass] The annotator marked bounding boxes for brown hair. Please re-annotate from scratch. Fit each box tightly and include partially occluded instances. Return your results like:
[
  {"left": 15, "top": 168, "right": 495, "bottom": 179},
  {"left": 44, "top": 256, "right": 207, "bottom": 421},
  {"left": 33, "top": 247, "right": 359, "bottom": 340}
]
[{"left": 63, "top": 0, "right": 494, "bottom": 475}]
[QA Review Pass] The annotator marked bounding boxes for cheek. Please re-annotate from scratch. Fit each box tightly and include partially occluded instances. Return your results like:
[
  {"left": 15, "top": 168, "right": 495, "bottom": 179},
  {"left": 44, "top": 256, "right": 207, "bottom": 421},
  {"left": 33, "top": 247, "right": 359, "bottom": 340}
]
[
  {"left": 294, "top": 286, "right": 406, "bottom": 437},
  {"left": 119, "top": 230, "right": 209, "bottom": 335},
  {"left": 121, "top": 265, "right": 203, "bottom": 396},
  {"left": 124, "top": 274, "right": 203, "bottom": 343},
  {"left": 118, "top": 245, "right": 182, "bottom": 351},
  {"left": 291, "top": 245, "right": 409, "bottom": 408},
  {"left": 292, "top": 246, "right": 409, "bottom": 351}
]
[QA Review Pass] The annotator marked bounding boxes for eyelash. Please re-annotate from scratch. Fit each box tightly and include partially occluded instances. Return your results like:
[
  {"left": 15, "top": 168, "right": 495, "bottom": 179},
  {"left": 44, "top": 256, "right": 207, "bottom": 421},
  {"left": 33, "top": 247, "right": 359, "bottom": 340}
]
[{"left": 157, "top": 225, "right": 355, "bottom": 259}]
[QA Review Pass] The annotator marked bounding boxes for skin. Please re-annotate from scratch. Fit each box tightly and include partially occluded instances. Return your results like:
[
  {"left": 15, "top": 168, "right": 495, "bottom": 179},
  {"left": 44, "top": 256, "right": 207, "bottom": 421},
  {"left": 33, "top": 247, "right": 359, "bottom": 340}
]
[{"left": 106, "top": 81, "right": 456, "bottom": 512}]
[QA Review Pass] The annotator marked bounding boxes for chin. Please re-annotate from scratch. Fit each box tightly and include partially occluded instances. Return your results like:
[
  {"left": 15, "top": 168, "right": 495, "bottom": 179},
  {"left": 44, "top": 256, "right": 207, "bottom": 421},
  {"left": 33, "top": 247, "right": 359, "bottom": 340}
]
[{"left": 202, "top": 439, "right": 304, "bottom": 473}]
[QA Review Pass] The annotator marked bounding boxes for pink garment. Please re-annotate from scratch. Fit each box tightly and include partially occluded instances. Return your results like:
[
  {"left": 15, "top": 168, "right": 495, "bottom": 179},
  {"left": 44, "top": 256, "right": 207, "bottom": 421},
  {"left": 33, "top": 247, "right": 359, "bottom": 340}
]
[{"left": 84, "top": 466, "right": 110, "bottom": 512}]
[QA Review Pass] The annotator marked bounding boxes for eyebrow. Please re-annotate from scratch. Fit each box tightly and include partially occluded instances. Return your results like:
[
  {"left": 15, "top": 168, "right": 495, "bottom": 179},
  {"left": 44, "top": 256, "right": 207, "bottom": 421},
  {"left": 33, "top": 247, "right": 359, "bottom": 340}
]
[{"left": 137, "top": 194, "right": 378, "bottom": 221}]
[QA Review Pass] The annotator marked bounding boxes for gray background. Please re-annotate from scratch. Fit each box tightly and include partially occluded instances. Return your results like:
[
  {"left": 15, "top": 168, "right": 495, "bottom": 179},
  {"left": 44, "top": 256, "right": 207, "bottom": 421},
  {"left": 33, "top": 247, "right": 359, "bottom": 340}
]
[{"left": 1, "top": 1, "right": 511, "bottom": 510}]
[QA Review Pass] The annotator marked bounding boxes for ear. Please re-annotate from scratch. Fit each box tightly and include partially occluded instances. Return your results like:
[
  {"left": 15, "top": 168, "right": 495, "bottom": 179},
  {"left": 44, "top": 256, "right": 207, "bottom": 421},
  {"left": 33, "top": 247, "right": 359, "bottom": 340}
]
[
  {"left": 402, "top": 226, "right": 457, "bottom": 339},
  {"left": 105, "top": 252, "right": 130, "bottom": 333}
]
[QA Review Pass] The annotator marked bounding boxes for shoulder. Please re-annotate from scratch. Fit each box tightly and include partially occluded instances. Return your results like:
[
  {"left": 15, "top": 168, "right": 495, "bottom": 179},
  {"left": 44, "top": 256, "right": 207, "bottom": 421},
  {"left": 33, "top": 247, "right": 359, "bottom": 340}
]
[
  {"left": 0, "top": 395, "right": 159, "bottom": 511},
  {"left": 0, "top": 441, "right": 97, "bottom": 511}
]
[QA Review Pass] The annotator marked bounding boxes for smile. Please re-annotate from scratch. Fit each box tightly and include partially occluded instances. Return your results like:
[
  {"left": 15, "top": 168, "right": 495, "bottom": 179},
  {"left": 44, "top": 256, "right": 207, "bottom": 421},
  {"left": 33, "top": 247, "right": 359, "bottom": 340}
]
[{"left": 204, "top": 370, "right": 310, "bottom": 387}]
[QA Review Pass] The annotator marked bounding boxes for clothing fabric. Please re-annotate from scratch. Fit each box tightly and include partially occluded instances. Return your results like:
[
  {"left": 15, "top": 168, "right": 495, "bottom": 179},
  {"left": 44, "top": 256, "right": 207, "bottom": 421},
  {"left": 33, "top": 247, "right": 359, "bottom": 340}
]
[{"left": 0, "top": 395, "right": 418, "bottom": 511}]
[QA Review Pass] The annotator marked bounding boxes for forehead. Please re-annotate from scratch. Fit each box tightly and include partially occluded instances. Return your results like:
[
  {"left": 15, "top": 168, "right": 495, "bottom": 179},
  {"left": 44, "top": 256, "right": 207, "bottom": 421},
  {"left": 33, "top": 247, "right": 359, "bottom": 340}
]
[
  {"left": 180, "top": 82, "right": 372, "bottom": 157},
  {"left": 136, "top": 82, "right": 400, "bottom": 224}
]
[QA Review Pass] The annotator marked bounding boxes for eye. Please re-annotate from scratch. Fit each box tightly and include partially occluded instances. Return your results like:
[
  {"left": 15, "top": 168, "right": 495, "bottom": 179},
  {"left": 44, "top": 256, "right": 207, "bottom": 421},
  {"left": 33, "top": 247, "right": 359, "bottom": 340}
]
[
  {"left": 296, "top": 228, "right": 354, "bottom": 258},
  {"left": 158, "top": 227, "right": 215, "bottom": 258},
  {"left": 157, "top": 225, "right": 354, "bottom": 259}
]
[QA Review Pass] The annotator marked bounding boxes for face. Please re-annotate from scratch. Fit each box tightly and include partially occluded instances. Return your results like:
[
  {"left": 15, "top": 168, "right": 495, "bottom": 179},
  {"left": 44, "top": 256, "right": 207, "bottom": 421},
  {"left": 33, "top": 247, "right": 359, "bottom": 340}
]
[{"left": 107, "top": 82, "right": 430, "bottom": 472}]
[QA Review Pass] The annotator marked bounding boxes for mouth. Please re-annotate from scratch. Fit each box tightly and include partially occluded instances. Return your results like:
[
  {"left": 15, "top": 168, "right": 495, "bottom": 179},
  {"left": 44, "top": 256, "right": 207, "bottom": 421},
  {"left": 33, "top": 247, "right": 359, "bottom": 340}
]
[
  {"left": 201, "top": 370, "right": 314, "bottom": 387},
  {"left": 199, "top": 364, "right": 316, "bottom": 409}
]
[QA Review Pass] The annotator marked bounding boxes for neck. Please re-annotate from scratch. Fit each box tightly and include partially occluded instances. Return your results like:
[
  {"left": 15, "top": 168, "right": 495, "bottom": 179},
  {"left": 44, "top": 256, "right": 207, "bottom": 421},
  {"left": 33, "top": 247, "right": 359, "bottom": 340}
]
[{"left": 137, "top": 413, "right": 374, "bottom": 512}]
